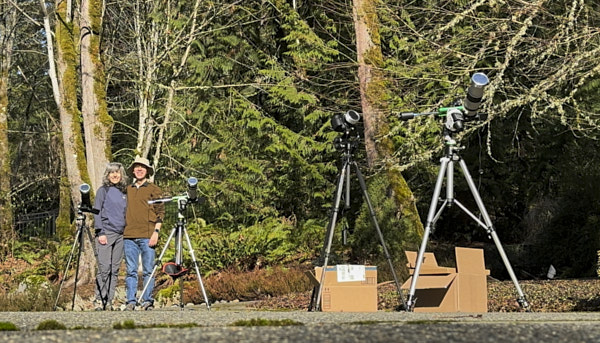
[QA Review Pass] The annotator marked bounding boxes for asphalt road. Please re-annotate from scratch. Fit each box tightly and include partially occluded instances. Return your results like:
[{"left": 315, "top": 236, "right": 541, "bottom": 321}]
[{"left": 1, "top": 305, "right": 600, "bottom": 342}]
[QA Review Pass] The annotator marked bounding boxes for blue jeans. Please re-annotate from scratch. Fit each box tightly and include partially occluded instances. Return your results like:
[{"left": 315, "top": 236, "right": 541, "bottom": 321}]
[{"left": 124, "top": 238, "right": 155, "bottom": 305}]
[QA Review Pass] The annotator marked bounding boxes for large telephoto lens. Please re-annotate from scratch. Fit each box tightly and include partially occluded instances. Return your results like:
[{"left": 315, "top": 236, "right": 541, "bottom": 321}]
[
  {"left": 187, "top": 177, "right": 198, "bottom": 202},
  {"left": 79, "top": 183, "right": 92, "bottom": 209},
  {"left": 463, "top": 73, "right": 489, "bottom": 117}
]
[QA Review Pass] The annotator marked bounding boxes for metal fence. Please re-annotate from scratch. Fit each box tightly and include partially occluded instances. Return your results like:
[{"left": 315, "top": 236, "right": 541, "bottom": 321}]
[{"left": 14, "top": 211, "right": 58, "bottom": 238}]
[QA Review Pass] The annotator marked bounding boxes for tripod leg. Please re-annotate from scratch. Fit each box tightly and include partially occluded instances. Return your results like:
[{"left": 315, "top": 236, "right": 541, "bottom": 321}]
[
  {"left": 71, "top": 222, "right": 85, "bottom": 311},
  {"left": 179, "top": 277, "right": 184, "bottom": 309},
  {"left": 406, "top": 157, "right": 451, "bottom": 311},
  {"left": 310, "top": 160, "right": 348, "bottom": 311},
  {"left": 183, "top": 227, "right": 211, "bottom": 310},
  {"left": 137, "top": 227, "right": 177, "bottom": 306},
  {"left": 176, "top": 223, "right": 184, "bottom": 309},
  {"left": 457, "top": 158, "right": 530, "bottom": 310},
  {"left": 352, "top": 162, "right": 406, "bottom": 309},
  {"left": 53, "top": 226, "right": 82, "bottom": 311}
]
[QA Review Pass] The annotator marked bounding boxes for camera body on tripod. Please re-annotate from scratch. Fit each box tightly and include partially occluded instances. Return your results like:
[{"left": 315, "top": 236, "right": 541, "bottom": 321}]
[{"left": 331, "top": 110, "right": 362, "bottom": 152}]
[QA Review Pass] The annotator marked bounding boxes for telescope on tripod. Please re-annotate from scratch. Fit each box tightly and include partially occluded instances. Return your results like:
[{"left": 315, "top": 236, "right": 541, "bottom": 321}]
[
  {"left": 398, "top": 73, "right": 530, "bottom": 311},
  {"left": 398, "top": 72, "right": 490, "bottom": 132},
  {"left": 54, "top": 184, "right": 101, "bottom": 311},
  {"left": 139, "top": 177, "right": 211, "bottom": 310}
]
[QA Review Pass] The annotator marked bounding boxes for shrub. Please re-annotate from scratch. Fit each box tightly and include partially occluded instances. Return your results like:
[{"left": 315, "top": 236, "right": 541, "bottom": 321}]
[
  {"left": 0, "top": 277, "right": 57, "bottom": 311},
  {"left": 187, "top": 265, "right": 312, "bottom": 303}
]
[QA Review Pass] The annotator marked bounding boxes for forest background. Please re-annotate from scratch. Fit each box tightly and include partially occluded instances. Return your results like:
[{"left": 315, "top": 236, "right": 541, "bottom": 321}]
[{"left": 1, "top": 0, "right": 600, "bottom": 308}]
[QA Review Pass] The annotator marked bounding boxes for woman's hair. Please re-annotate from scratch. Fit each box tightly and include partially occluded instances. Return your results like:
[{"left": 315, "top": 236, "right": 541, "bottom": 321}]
[{"left": 102, "top": 162, "right": 129, "bottom": 192}]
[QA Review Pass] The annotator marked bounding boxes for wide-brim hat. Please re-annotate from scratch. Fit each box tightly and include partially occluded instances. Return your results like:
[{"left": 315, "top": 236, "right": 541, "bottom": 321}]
[{"left": 127, "top": 156, "right": 154, "bottom": 176}]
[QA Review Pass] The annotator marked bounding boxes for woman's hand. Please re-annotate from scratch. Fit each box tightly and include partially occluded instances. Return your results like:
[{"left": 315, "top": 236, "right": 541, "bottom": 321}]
[{"left": 98, "top": 235, "right": 108, "bottom": 245}]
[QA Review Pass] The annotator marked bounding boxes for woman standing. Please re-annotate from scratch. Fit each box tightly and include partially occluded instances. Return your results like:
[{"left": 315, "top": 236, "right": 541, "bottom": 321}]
[{"left": 92, "top": 162, "right": 128, "bottom": 310}]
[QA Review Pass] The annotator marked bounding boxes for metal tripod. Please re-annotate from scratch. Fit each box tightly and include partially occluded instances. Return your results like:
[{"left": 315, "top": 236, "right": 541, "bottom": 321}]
[
  {"left": 405, "top": 134, "right": 530, "bottom": 311},
  {"left": 139, "top": 195, "right": 211, "bottom": 310},
  {"left": 53, "top": 208, "right": 100, "bottom": 311},
  {"left": 309, "top": 133, "right": 406, "bottom": 311}
]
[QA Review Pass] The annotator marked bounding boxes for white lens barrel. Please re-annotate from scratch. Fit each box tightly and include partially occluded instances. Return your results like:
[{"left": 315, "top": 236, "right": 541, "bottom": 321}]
[{"left": 344, "top": 110, "right": 361, "bottom": 125}]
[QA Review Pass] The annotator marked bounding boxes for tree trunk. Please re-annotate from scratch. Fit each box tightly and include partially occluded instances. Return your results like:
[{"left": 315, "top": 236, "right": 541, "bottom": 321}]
[
  {"left": 47, "top": 0, "right": 89, "bottom": 206},
  {"left": 352, "top": 0, "right": 379, "bottom": 167},
  {"left": 0, "top": 2, "right": 17, "bottom": 253},
  {"left": 80, "top": 0, "right": 111, "bottom": 190},
  {"left": 352, "top": 0, "right": 424, "bottom": 238},
  {"left": 44, "top": 0, "right": 95, "bottom": 285},
  {"left": 133, "top": 0, "right": 158, "bottom": 159}
]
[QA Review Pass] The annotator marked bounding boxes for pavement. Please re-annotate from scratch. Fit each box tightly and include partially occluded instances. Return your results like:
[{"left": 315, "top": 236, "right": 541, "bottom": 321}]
[{"left": 1, "top": 303, "right": 600, "bottom": 342}]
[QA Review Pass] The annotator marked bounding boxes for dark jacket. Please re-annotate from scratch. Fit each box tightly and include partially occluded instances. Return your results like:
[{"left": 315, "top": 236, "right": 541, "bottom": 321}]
[{"left": 93, "top": 185, "right": 127, "bottom": 235}]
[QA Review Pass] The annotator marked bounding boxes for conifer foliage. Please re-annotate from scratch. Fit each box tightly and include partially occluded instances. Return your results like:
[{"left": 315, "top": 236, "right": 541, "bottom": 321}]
[{"left": 4, "top": 0, "right": 600, "bottom": 278}]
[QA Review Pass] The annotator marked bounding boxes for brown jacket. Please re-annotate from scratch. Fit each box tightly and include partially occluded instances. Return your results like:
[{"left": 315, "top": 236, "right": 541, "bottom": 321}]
[{"left": 124, "top": 181, "right": 165, "bottom": 239}]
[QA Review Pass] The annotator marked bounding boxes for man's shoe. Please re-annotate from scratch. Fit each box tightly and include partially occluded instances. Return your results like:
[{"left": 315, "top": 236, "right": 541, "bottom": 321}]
[
  {"left": 124, "top": 302, "right": 136, "bottom": 311},
  {"left": 141, "top": 301, "right": 154, "bottom": 311}
]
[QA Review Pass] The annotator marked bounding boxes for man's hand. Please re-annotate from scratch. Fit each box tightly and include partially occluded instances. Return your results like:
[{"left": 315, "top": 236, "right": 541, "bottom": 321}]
[
  {"left": 149, "top": 231, "right": 159, "bottom": 247},
  {"left": 98, "top": 235, "right": 108, "bottom": 245}
]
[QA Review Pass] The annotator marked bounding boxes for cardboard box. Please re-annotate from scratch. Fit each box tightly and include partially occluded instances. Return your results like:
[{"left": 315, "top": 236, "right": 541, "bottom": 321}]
[
  {"left": 401, "top": 247, "right": 489, "bottom": 312},
  {"left": 307, "top": 265, "right": 377, "bottom": 312}
]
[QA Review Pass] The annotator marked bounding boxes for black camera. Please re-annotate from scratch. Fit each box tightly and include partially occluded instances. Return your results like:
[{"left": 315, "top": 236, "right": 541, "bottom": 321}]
[{"left": 331, "top": 110, "right": 361, "bottom": 133}]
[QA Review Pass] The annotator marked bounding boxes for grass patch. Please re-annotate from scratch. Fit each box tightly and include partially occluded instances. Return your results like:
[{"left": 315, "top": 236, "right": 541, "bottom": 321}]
[
  {"left": 230, "top": 318, "right": 303, "bottom": 327},
  {"left": 113, "top": 320, "right": 136, "bottom": 329},
  {"left": 0, "top": 322, "right": 19, "bottom": 331},
  {"left": 36, "top": 320, "right": 67, "bottom": 330}
]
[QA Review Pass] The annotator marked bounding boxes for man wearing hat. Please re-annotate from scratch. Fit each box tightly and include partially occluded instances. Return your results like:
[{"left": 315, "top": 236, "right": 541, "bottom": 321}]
[{"left": 123, "top": 156, "right": 165, "bottom": 311}]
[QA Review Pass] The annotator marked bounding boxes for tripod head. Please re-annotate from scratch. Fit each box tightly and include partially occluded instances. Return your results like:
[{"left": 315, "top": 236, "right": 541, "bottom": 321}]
[
  {"left": 333, "top": 129, "right": 360, "bottom": 153},
  {"left": 149, "top": 194, "right": 204, "bottom": 216},
  {"left": 398, "top": 105, "right": 487, "bottom": 135}
]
